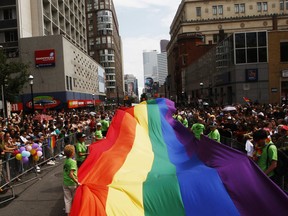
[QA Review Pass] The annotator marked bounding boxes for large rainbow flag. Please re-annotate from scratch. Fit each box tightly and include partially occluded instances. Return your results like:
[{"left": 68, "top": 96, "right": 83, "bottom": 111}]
[{"left": 71, "top": 99, "right": 288, "bottom": 216}]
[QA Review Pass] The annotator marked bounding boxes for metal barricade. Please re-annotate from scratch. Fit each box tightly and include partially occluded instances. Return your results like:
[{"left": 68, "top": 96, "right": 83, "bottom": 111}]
[{"left": 0, "top": 131, "right": 82, "bottom": 205}]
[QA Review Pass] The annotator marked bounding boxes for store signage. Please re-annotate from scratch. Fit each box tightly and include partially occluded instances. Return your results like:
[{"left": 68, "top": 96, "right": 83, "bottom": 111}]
[
  {"left": 26, "top": 96, "right": 60, "bottom": 109},
  {"left": 35, "top": 49, "right": 56, "bottom": 67},
  {"left": 68, "top": 100, "right": 102, "bottom": 109},
  {"left": 11, "top": 103, "right": 23, "bottom": 112}
]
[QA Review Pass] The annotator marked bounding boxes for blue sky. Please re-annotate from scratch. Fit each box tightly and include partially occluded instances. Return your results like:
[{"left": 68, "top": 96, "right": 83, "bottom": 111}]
[{"left": 113, "top": 0, "right": 181, "bottom": 89}]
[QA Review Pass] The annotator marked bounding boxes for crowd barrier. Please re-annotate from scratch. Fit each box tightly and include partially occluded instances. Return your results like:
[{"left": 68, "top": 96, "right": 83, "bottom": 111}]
[{"left": 0, "top": 127, "right": 92, "bottom": 205}]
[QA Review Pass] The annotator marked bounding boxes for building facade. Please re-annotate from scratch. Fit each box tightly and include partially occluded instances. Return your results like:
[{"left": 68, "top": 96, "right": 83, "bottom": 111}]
[
  {"left": 0, "top": 0, "right": 107, "bottom": 111},
  {"left": 157, "top": 52, "right": 168, "bottom": 87},
  {"left": 169, "top": 0, "right": 288, "bottom": 46},
  {"left": 85, "top": 0, "right": 124, "bottom": 102},
  {"left": 124, "top": 74, "right": 138, "bottom": 97},
  {"left": 20, "top": 35, "right": 105, "bottom": 110},
  {"left": 0, "top": 0, "right": 87, "bottom": 57},
  {"left": 185, "top": 30, "right": 288, "bottom": 105},
  {"left": 143, "top": 50, "right": 158, "bottom": 82},
  {"left": 168, "top": 0, "right": 288, "bottom": 103}
]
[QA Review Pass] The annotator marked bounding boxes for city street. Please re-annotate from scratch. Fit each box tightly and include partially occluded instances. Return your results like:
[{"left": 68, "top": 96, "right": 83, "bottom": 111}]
[{"left": 0, "top": 160, "right": 65, "bottom": 216}]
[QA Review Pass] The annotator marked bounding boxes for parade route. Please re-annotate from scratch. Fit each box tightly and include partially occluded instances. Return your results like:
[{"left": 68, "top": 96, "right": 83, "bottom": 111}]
[{"left": 0, "top": 159, "right": 65, "bottom": 216}]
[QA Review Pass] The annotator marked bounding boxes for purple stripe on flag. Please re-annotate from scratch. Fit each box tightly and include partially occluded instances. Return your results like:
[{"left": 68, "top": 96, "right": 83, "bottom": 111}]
[{"left": 164, "top": 99, "right": 288, "bottom": 216}]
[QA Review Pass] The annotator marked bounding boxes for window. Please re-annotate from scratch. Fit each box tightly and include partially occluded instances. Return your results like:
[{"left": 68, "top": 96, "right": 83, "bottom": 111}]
[
  {"left": 218, "top": 5, "right": 223, "bottom": 15},
  {"left": 257, "top": 2, "right": 268, "bottom": 12},
  {"left": 257, "top": 2, "right": 262, "bottom": 11},
  {"left": 196, "top": 7, "right": 201, "bottom": 16},
  {"left": 234, "top": 31, "right": 267, "bottom": 64},
  {"left": 3, "top": 9, "right": 13, "bottom": 20},
  {"left": 240, "top": 4, "right": 245, "bottom": 13},
  {"left": 280, "top": 0, "right": 284, "bottom": 10},
  {"left": 66, "top": 76, "right": 70, "bottom": 90},
  {"left": 69, "top": 77, "right": 73, "bottom": 90},
  {"left": 5, "top": 31, "right": 17, "bottom": 42},
  {"left": 263, "top": 2, "right": 268, "bottom": 11},
  {"left": 235, "top": 4, "right": 239, "bottom": 13},
  {"left": 212, "top": 6, "right": 217, "bottom": 15},
  {"left": 280, "top": 42, "right": 288, "bottom": 62}
]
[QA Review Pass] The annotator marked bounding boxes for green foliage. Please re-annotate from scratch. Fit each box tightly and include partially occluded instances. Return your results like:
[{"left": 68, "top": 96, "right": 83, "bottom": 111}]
[{"left": 0, "top": 51, "right": 29, "bottom": 102}]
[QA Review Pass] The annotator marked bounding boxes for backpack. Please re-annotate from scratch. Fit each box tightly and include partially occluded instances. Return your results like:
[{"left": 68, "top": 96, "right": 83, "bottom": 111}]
[{"left": 267, "top": 144, "right": 288, "bottom": 176}]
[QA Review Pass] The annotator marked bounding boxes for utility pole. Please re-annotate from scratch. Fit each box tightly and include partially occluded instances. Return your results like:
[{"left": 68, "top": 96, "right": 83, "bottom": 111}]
[{"left": 1, "top": 84, "right": 6, "bottom": 120}]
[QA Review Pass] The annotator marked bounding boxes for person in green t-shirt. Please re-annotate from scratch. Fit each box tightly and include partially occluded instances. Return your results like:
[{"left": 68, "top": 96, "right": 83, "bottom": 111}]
[
  {"left": 100, "top": 115, "right": 110, "bottom": 137},
  {"left": 191, "top": 118, "right": 205, "bottom": 140},
  {"left": 95, "top": 123, "right": 103, "bottom": 141},
  {"left": 63, "top": 145, "right": 80, "bottom": 216},
  {"left": 182, "top": 114, "right": 189, "bottom": 128},
  {"left": 75, "top": 132, "right": 89, "bottom": 167},
  {"left": 208, "top": 122, "right": 220, "bottom": 143},
  {"left": 253, "top": 129, "right": 278, "bottom": 180}
]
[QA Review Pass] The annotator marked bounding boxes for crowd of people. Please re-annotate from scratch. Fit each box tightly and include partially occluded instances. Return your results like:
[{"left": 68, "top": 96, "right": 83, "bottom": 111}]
[
  {"left": 175, "top": 102, "right": 288, "bottom": 190},
  {"left": 0, "top": 109, "right": 114, "bottom": 174},
  {"left": 1, "top": 101, "right": 288, "bottom": 213}
]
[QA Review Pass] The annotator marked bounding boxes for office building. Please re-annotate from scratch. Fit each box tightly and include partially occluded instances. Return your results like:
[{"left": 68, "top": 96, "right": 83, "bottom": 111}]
[
  {"left": 85, "top": 0, "right": 124, "bottom": 101},
  {"left": 185, "top": 30, "right": 288, "bottom": 105},
  {"left": 143, "top": 50, "right": 158, "bottom": 82},
  {"left": 20, "top": 35, "right": 105, "bottom": 110},
  {"left": 0, "top": 0, "right": 106, "bottom": 111},
  {"left": 124, "top": 74, "right": 138, "bottom": 97},
  {"left": 167, "top": 0, "right": 288, "bottom": 102},
  {"left": 0, "top": 0, "right": 87, "bottom": 57}
]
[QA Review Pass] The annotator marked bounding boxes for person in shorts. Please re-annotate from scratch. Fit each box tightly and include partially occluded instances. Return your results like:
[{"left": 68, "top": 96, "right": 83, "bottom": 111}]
[{"left": 63, "top": 144, "right": 81, "bottom": 216}]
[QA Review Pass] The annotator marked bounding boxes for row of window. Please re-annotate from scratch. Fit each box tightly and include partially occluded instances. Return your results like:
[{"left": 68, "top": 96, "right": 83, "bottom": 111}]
[
  {"left": 0, "top": 8, "right": 16, "bottom": 20},
  {"left": 87, "top": 0, "right": 112, "bottom": 11},
  {"left": 196, "top": 2, "right": 288, "bottom": 16},
  {"left": 234, "top": 32, "right": 267, "bottom": 64}
]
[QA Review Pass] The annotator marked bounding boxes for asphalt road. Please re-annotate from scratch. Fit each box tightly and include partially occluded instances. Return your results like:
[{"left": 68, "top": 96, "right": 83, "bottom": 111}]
[{"left": 0, "top": 158, "right": 66, "bottom": 216}]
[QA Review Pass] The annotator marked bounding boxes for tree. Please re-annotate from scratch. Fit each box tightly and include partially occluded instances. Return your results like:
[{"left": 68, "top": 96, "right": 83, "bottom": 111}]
[{"left": 0, "top": 50, "right": 29, "bottom": 103}]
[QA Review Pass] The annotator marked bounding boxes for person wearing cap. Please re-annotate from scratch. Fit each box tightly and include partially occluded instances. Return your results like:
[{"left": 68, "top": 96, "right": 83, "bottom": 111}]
[
  {"left": 95, "top": 123, "right": 103, "bottom": 141},
  {"left": 208, "top": 122, "right": 221, "bottom": 143},
  {"left": 75, "top": 132, "right": 89, "bottom": 168}
]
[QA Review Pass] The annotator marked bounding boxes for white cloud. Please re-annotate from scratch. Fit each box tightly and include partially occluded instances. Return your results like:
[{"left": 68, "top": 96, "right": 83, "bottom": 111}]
[{"left": 114, "top": 0, "right": 180, "bottom": 10}]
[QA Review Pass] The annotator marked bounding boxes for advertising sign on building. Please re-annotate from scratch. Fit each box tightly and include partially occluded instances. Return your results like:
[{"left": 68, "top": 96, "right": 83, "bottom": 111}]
[
  {"left": 35, "top": 49, "right": 56, "bottom": 68},
  {"left": 67, "top": 100, "right": 102, "bottom": 109},
  {"left": 246, "top": 69, "right": 258, "bottom": 82},
  {"left": 26, "top": 96, "right": 61, "bottom": 109}
]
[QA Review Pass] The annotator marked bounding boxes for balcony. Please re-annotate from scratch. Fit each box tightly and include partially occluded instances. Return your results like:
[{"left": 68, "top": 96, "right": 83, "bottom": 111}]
[{"left": 0, "top": 19, "right": 17, "bottom": 29}]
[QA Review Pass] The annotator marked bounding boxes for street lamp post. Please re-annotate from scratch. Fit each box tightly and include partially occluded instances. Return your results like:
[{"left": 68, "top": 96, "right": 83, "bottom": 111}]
[
  {"left": 92, "top": 93, "right": 95, "bottom": 110},
  {"left": 1, "top": 84, "right": 6, "bottom": 120},
  {"left": 199, "top": 82, "right": 204, "bottom": 99},
  {"left": 28, "top": 75, "right": 35, "bottom": 114}
]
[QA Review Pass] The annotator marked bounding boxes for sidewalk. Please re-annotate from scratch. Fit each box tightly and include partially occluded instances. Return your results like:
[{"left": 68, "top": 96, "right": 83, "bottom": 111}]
[{"left": 0, "top": 158, "right": 66, "bottom": 216}]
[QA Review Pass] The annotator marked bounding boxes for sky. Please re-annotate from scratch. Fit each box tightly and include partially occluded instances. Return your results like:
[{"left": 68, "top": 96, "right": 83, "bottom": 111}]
[{"left": 113, "top": 0, "right": 181, "bottom": 90}]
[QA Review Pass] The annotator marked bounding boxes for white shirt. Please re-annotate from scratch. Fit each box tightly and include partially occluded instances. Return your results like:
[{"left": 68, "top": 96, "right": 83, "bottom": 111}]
[{"left": 245, "top": 140, "right": 254, "bottom": 157}]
